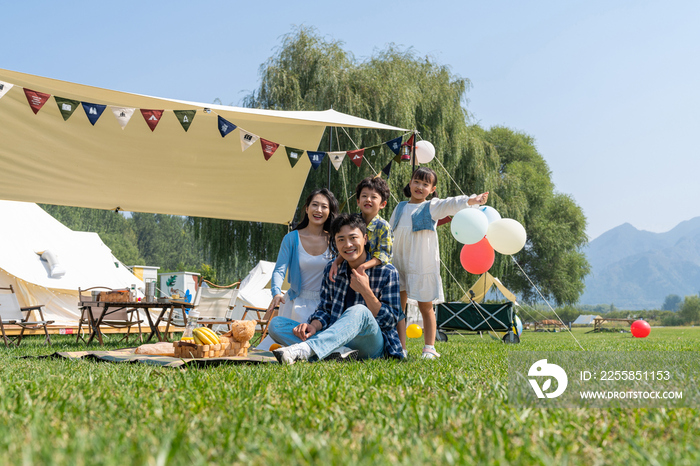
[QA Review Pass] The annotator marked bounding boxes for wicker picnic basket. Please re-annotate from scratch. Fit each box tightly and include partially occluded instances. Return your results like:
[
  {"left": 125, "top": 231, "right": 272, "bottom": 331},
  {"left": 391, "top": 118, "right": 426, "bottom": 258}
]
[{"left": 173, "top": 336, "right": 251, "bottom": 359}]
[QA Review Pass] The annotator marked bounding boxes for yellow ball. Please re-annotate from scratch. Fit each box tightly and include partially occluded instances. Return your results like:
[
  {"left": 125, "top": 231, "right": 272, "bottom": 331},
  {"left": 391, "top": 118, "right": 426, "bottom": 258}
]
[
  {"left": 407, "top": 324, "right": 423, "bottom": 339},
  {"left": 269, "top": 343, "right": 282, "bottom": 351}
]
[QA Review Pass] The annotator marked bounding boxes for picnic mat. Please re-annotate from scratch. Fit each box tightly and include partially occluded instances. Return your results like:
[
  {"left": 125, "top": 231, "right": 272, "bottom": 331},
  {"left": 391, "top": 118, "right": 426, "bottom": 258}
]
[{"left": 27, "top": 348, "right": 278, "bottom": 368}]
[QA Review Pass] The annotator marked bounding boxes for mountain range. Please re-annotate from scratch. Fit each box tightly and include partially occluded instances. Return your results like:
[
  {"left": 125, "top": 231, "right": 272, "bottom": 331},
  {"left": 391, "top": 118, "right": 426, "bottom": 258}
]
[{"left": 579, "top": 217, "right": 700, "bottom": 309}]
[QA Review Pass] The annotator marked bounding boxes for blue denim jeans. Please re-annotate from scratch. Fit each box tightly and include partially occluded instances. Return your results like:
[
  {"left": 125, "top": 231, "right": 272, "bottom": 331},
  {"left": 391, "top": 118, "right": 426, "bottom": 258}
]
[{"left": 268, "top": 304, "right": 385, "bottom": 360}]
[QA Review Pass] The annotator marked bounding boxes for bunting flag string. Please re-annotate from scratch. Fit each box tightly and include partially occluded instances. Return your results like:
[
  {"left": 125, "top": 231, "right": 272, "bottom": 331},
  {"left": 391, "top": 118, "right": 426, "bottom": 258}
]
[
  {"left": 260, "top": 138, "right": 279, "bottom": 160},
  {"left": 111, "top": 106, "right": 135, "bottom": 129},
  {"left": 173, "top": 110, "right": 196, "bottom": 132},
  {"left": 285, "top": 147, "right": 304, "bottom": 168},
  {"left": 82, "top": 102, "right": 107, "bottom": 126},
  {"left": 0, "top": 81, "right": 13, "bottom": 100},
  {"left": 217, "top": 115, "right": 236, "bottom": 137},
  {"left": 348, "top": 148, "right": 364, "bottom": 168},
  {"left": 24, "top": 89, "right": 51, "bottom": 114},
  {"left": 54, "top": 97, "right": 80, "bottom": 121},
  {"left": 140, "top": 109, "right": 164, "bottom": 131},
  {"left": 329, "top": 151, "right": 346, "bottom": 170},
  {"left": 307, "top": 151, "right": 325, "bottom": 169},
  {"left": 1, "top": 79, "right": 415, "bottom": 172},
  {"left": 240, "top": 129, "right": 259, "bottom": 151}
]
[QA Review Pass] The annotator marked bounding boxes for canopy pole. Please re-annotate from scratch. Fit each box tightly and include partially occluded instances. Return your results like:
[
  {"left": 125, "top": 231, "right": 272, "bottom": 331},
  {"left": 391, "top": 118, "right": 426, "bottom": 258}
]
[
  {"left": 411, "top": 130, "right": 417, "bottom": 174},
  {"left": 327, "top": 126, "right": 333, "bottom": 189}
]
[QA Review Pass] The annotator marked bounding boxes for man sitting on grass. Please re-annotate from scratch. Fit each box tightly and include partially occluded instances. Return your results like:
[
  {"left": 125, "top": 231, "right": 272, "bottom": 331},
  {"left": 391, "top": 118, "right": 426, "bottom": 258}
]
[{"left": 268, "top": 213, "right": 404, "bottom": 364}]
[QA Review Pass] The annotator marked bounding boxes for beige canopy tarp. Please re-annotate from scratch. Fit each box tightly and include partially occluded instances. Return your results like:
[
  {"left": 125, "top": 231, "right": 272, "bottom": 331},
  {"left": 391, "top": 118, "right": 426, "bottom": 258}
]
[{"left": 0, "top": 69, "right": 406, "bottom": 224}]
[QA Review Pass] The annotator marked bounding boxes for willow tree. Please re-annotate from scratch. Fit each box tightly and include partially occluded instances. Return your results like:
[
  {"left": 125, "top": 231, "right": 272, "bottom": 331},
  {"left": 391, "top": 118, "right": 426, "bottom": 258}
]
[{"left": 193, "top": 26, "right": 589, "bottom": 304}]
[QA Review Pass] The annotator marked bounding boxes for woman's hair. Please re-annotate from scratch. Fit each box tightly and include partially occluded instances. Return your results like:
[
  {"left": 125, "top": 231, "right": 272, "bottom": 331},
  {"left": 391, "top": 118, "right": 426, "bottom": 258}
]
[
  {"left": 293, "top": 188, "right": 339, "bottom": 232},
  {"left": 403, "top": 167, "right": 438, "bottom": 198},
  {"left": 329, "top": 213, "right": 366, "bottom": 256}
]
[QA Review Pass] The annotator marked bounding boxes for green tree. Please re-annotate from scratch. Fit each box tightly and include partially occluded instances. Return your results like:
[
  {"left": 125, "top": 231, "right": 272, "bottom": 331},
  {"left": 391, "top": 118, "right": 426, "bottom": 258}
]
[
  {"left": 192, "top": 26, "right": 589, "bottom": 303},
  {"left": 662, "top": 294, "right": 682, "bottom": 311},
  {"left": 679, "top": 295, "right": 700, "bottom": 324}
]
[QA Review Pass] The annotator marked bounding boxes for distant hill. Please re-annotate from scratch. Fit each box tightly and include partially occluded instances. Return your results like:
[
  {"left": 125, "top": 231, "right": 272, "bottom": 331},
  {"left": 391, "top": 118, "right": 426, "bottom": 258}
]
[{"left": 580, "top": 218, "right": 700, "bottom": 309}]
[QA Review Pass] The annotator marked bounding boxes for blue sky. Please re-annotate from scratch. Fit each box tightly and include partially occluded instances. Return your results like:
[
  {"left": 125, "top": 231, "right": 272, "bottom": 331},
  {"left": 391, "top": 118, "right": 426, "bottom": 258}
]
[{"left": 2, "top": 0, "right": 698, "bottom": 239}]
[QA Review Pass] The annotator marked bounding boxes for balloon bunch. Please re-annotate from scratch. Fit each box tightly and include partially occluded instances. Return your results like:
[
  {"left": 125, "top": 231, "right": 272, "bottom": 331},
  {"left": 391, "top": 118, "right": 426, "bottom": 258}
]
[{"left": 450, "top": 205, "right": 526, "bottom": 274}]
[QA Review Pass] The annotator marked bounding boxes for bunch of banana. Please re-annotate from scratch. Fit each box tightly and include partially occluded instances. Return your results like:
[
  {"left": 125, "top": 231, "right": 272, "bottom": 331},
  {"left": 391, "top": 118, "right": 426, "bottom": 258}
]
[{"left": 192, "top": 327, "right": 220, "bottom": 345}]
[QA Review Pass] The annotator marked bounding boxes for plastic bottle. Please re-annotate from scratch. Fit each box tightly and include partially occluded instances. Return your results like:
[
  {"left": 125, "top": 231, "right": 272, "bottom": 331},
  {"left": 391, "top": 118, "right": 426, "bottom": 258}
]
[{"left": 181, "top": 309, "right": 199, "bottom": 342}]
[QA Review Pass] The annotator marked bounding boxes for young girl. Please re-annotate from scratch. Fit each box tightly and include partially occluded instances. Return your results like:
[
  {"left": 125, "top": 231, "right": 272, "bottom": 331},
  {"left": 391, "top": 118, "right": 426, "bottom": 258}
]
[
  {"left": 256, "top": 188, "right": 339, "bottom": 350},
  {"left": 389, "top": 167, "right": 488, "bottom": 359}
]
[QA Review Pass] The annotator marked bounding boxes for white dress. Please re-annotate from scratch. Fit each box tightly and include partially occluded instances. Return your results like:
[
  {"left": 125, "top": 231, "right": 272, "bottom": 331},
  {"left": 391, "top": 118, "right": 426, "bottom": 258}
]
[
  {"left": 390, "top": 196, "right": 475, "bottom": 304},
  {"left": 256, "top": 236, "right": 330, "bottom": 350},
  {"left": 279, "top": 237, "right": 330, "bottom": 323}
]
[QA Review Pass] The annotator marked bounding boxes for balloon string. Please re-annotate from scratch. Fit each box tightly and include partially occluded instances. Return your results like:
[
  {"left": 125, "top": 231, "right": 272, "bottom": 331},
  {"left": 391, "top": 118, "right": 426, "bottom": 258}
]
[{"left": 510, "top": 256, "right": 586, "bottom": 351}]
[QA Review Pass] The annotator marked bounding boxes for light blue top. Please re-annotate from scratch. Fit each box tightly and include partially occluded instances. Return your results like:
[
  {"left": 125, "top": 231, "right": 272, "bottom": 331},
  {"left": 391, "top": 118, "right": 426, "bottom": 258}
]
[
  {"left": 389, "top": 201, "right": 435, "bottom": 232},
  {"left": 271, "top": 230, "right": 302, "bottom": 301}
]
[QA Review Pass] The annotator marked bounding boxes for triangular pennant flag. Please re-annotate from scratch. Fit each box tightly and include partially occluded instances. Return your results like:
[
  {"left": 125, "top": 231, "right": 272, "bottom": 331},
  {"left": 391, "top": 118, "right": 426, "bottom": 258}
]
[
  {"left": 82, "top": 102, "right": 107, "bottom": 125},
  {"left": 393, "top": 152, "right": 402, "bottom": 163},
  {"left": 0, "top": 81, "right": 14, "bottom": 100},
  {"left": 110, "top": 107, "right": 136, "bottom": 129},
  {"left": 240, "top": 129, "right": 260, "bottom": 152},
  {"left": 24, "top": 89, "right": 51, "bottom": 114},
  {"left": 366, "top": 145, "right": 382, "bottom": 158},
  {"left": 140, "top": 109, "right": 164, "bottom": 131},
  {"left": 285, "top": 147, "right": 305, "bottom": 168},
  {"left": 218, "top": 115, "right": 236, "bottom": 137},
  {"left": 260, "top": 138, "right": 279, "bottom": 161},
  {"left": 329, "top": 151, "right": 346, "bottom": 170},
  {"left": 347, "top": 149, "right": 365, "bottom": 168},
  {"left": 54, "top": 97, "right": 80, "bottom": 121},
  {"left": 386, "top": 136, "right": 403, "bottom": 155},
  {"left": 405, "top": 133, "right": 415, "bottom": 148},
  {"left": 307, "top": 151, "right": 326, "bottom": 169},
  {"left": 173, "top": 110, "right": 196, "bottom": 132},
  {"left": 382, "top": 160, "right": 393, "bottom": 178}
]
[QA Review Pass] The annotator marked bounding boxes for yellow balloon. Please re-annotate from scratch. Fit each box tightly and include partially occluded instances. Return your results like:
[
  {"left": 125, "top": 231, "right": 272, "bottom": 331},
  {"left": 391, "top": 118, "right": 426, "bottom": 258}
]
[
  {"left": 269, "top": 343, "right": 282, "bottom": 351},
  {"left": 407, "top": 324, "right": 423, "bottom": 339}
]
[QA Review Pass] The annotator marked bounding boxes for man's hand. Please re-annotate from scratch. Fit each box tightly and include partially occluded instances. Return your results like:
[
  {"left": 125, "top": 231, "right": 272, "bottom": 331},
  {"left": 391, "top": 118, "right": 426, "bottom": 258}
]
[
  {"left": 350, "top": 268, "right": 371, "bottom": 294},
  {"left": 293, "top": 322, "right": 317, "bottom": 341}
]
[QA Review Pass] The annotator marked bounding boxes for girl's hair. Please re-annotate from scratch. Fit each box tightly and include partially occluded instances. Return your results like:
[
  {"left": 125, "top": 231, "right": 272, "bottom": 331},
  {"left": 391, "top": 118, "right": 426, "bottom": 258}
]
[
  {"left": 403, "top": 167, "right": 438, "bottom": 198},
  {"left": 329, "top": 213, "right": 366, "bottom": 256},
  {"left": 293, "top": 188, "right": 339, "bottom": 232}
]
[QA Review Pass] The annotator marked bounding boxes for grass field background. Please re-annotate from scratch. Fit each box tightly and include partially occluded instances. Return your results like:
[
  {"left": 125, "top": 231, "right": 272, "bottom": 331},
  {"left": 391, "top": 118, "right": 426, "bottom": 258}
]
[{"left": 1, "top": 327, "right": 698, "bottom": 465}]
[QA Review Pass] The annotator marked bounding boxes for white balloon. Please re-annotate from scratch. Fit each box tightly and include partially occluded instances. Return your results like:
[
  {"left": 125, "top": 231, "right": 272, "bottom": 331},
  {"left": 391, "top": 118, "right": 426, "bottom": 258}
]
[
  {"left": 450, "top": 208, "right": 488, "bottom": 245},
  {"left": 415, "top": 140, "right": 435, "bottom": 163},
  {"left": 487, "top": 218, "right": 527, "bottom": 255},
  {"left": 479, "top": 205, "right": 501, "bottom": 224}
]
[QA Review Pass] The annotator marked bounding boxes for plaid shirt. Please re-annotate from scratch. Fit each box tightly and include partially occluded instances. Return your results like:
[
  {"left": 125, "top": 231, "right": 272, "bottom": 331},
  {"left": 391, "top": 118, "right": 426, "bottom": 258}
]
[
  {"left": 366, "top": 214, "right": 393, "bottom": 265},
  {"left": 308, "top": 255, "right": 404, "bottom": 359}
]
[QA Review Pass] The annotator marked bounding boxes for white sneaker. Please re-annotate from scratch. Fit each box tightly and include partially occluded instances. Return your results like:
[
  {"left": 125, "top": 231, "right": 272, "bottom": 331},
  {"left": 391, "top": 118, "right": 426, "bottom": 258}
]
[
  {"left": 325, "top": 346, "right": 359, "bottom": 362},
  {"left": 273, "top": 342, "right": 313, "bottom": 365},
  {"left": 421, "top": 347, "right": 440, "bottom": 359}
]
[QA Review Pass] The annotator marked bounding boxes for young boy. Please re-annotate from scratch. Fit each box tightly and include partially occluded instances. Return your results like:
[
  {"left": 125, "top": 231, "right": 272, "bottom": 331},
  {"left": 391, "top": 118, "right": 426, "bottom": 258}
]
[
  {"left": 329, "top": 176, "right": 407, "bottom": 354},
  {"left": 329, "top": 176, "right": 393, "bottom": 277}
]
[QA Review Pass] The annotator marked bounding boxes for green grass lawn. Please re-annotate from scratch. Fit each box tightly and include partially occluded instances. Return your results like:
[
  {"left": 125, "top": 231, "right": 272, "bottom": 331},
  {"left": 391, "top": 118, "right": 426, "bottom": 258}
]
[{"left": 1, "top": 327, "right": 699, "bottom": 465}]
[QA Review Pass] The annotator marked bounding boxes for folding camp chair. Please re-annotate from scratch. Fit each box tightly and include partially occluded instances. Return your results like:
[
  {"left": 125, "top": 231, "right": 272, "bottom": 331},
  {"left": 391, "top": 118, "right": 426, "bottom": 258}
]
[
  {"left": 164, "top": 280, "right": 240, "bottom": 337},
  {"left": 0, "top": 285, "right": 54, "bottom": 347},
  {"left": 241, "top": 305, "right": 278, "bottom": 346},
  {"left": 76, "top": 286, "right": 144, "bottom": 345},
  {"left": 435, "top": 301, "right": 520, "bottom": 343}
]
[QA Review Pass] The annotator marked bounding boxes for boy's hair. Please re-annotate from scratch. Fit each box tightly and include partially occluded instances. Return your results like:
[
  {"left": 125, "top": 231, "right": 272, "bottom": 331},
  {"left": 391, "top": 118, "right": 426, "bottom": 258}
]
[
  {"left": 355, "top": 176, "right": 390, "bottom": 203},
  {"left": 329, "top": 213, "right": 366, "bottom": 256},
  {"left": 403, "top": 167, "right": 438, "bottom": 198}
]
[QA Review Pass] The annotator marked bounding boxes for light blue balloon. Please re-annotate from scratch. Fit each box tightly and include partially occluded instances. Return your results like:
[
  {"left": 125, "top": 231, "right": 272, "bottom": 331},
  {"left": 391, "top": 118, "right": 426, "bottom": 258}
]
[
  {"left": 479, "top": 205, "right": 502, "bottom": 224},
  {"left": 450, "top": 208, "right": 488, "bottom": 245}
]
